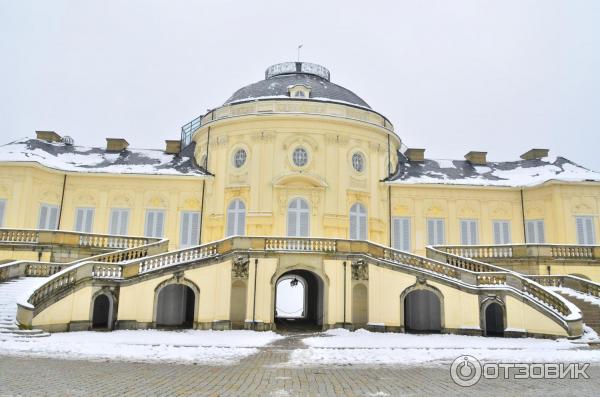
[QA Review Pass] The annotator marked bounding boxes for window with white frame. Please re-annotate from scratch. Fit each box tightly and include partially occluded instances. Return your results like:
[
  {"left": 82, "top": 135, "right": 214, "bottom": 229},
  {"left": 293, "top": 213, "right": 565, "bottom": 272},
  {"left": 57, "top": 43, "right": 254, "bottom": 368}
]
[
  {"left": 38, "top": 203, "right": 59, "bottom": 230},
  {"left": 349, "top": 203, "right": 367, "bottom": 240},
  {"left": 144, "top": 209, "right": 166, "bottom": 238},
  {"left": 74, "top": 207, "right": 94, "bottom": 233},
  {"left": 392, "top": 217, "right": 411, "bottom": 251},
  {"left": 427, "top": 218, "right": 445, "bottom": 246},
  {"left": 460, "top": 219, "right": 479, "bottom": 245},
  {"left": 0, "top": 199, "right": 5, "bottom": 227},
  {"left": 576, "top": 216, "right": 596, "bottom": 245},
  {"left": 493, "top": 220, "right": 512, "bottom": 244},
  {"left": 180, "top": 211, "right": 200, "bottom": 248},
  {"left": 109, "top": 208, "right": 130, "bottom": 235},
  {"left": 526, "top": 220, "right": 545, "bottom": 243},
  {"left": 287, "top": 198, "right": 310, "bottom": 237},
  {"left": 226, "top": 199, "right": 246, "bottom": 237}
]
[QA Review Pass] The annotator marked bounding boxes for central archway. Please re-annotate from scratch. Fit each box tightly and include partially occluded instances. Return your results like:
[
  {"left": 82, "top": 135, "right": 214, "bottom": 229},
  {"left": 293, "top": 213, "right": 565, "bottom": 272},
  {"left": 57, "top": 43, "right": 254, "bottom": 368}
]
[{"left": 274, "top": 269, "right": 324, "bottom": 331}]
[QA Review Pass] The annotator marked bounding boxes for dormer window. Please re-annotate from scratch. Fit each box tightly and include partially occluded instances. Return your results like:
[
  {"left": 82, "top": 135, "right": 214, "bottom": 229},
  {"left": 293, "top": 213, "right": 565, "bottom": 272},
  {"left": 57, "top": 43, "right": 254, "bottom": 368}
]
[{"left": 288, "top": 84, "right": 311, "bottom": 99}]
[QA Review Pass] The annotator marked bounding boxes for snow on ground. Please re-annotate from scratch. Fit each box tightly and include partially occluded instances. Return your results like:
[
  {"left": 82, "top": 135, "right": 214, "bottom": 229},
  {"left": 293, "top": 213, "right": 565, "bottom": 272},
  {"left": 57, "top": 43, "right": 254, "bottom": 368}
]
[
  {"left": 549, "top": 287, "right": 600, "bottom": 307},
  {"left": 0, "top": 329, "right": 282, "bottom": 365},
  {"left": 289, "top": 329, "right": 600, "bottom": 366}
]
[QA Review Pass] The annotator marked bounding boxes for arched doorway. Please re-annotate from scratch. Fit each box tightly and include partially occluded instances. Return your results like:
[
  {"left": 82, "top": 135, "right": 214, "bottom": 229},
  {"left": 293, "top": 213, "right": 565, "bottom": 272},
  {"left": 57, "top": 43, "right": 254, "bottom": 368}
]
[
  {"left": 352, "top": 284, "right": 368, "bottom": 328},
  {"left": 404, "top": 289, "right": 442, "bottom": 332},
  {"left": 92, "top": 294, "right": 111, "bottom": 329},
  {"left": 484, "top": 302, "right": 505, "bottom": 336},
  {"left": 156, "top": 284, "right": 195, "bottom": 328},
  {"left": 274, "top": 269, "right": 324, "bottom": 331},
  {"left": 230, "top": 280, "right": 247, "bottom": 329}
]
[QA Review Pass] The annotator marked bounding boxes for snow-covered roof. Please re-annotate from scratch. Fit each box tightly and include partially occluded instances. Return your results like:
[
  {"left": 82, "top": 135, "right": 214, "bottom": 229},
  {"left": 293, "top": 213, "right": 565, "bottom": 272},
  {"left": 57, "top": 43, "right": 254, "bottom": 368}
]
[
  {"left": 388, "top": 156, "right": 600, "bottom": 187},
  {"left": 0, "top": 138, "right": 207, "bottom": 177}
]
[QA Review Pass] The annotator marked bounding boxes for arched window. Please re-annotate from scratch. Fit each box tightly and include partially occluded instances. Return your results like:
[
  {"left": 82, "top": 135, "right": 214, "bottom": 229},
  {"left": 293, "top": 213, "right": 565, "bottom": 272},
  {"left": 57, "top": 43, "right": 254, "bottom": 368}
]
[
  {"left": 227, "top": 199, "right": 246, "bottom": 236},
  {"left": 349, "top": 203, "right": 367, "bottom": 240},
  {"left": 287, "top": 198, "right": 310, "bottom": 237}
]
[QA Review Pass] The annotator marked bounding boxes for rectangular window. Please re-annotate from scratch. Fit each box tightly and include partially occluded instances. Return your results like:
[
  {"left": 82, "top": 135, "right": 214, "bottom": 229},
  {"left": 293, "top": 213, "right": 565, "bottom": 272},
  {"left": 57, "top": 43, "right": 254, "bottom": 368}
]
[
  {"left": 392, "top": 217, "right": 411, "bottom": 251},
  {"left": 38, "top": 203, "right": 59, "bottom": 230},
  {"left": 427, "top": 218, "right": 445, "bottom": 246},
  {"left": 145, "top": 209, "right": 166, "bottom": 238},
  {"left": 576, "top": 216, "right": 596, "bottom": 245},
  {"left": 180, "top": 211, "right": 200, "bottom": 248},
  {"left": 460, "top": 219, "right": 479, "bottom": 245},
  {"left": 109, "top": 209, "right": 130, "bottom": 235},
  {"left": 74, "top": 207, "right": 94, "bottom": 233},
  {"left": 0, "top": 199, "right": 5, "bottom": 227},
  {"left": 526, "top": 220, "right": 545, "bottom": 244},
  {"left": 493, "top": 221, "right": 512, "bottom": 245}
]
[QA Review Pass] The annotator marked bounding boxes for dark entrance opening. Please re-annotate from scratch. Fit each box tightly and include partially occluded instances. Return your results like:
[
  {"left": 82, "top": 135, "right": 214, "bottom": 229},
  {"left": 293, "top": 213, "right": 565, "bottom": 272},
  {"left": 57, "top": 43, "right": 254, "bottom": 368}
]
[
  {"left": 156, "top": 284, "right": 195, "bottom": 328},
  {"left": 92, "top": 294, "right": 111, "bottom": 329},
  {"left": 484, "top": 302, "right": 505, "bottom": 336},
  {"left": 404, "top": 289, "right": 442, "bottom": 333},
  {"left": 275, "top": 269, "right": 324, "bottom": 332}
]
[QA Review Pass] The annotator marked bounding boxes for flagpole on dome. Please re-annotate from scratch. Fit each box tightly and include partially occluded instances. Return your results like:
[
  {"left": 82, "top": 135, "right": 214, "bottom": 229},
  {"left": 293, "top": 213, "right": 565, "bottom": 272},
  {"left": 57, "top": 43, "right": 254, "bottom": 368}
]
[{"left": 297, "top": 44, "right": 303, "bottom": 62}]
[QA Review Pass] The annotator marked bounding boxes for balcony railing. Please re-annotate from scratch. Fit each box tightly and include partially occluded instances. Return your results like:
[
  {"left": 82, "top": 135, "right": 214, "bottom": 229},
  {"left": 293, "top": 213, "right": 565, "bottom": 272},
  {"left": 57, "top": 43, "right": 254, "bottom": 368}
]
[{"left": 436, "top": 244, "right": 599, "bottom": 260}]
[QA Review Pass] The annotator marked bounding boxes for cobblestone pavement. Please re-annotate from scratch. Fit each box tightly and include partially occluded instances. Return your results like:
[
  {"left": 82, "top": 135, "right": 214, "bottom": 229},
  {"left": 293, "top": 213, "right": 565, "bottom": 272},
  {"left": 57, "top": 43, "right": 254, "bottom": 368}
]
[{"left": 1, "top": 333, "right": 599, "bottom": 397}]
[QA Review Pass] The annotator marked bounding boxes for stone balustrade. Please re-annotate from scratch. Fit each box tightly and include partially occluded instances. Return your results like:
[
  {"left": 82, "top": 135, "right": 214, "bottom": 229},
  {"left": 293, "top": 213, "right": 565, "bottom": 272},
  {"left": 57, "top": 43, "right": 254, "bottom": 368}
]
[
  {"left": 476, "top": 272, "right": 508, "bottom": 286},
  {"left": 92, "top": 264, "right": 123, "bottom": 279},
  {"left": 527, "top": 275, "right": 600, "bottom": 299},
  {"left": 0, "top": 229, "right": 39, "bottom": 244},
  {"left": 265, "top": 238, "right": 337, "bottom": 252},
  {"left": 436, "top": 244, "right": 599, "bottom": 260},
  {"left": 138, "top": 244, "right": 218, "bottom": 274}
]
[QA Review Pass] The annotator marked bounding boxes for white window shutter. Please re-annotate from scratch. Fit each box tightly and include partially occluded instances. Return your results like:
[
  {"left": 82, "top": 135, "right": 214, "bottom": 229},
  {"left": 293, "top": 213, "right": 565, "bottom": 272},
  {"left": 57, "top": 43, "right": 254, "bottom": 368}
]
[
  {"left": 437, "top": 219, "right": 445, "bottom": 245},
  {"left": 180, "top": 212, "right": 190, "bottom": 247},
  {"left": 85, "top": 209, "right": 94, "bottom": 233},
  {"left": 49, "top": 206, "right": 59, "bottom": 230},
  {"left": 392, "top": 218, "right": 401, "bottom": 249},
  {"left": 427, "top": 219, "right": 435, "bottom": 245},
  {"left": 300, "top": 211, "right": 309, "bottom": 237},
  {"left": 502, "top": 222, "right": 511, "bottom": 244},
  {"left": 156, "top": 212, "right": 164, "bottom": 237},
  {"left": 287, "top": 208, "right": 297, "bottom": 236},
  {"left": 585, "top": 217, "right": 595, "bottom": 244},
  {"left": 110, "top": 210, "right": 119, "bottom": 234},
  {"left": 120, "top": 210, "right": 129, "bottom": 235},
  {"left": 401, "top": 218, "right": 410, "bottom": 251},
  {"left": 190, "top": 212, "right": 200, "bottom": 245},
  {"left": 461, "top": 221, "right": 469, "bottom": 245},
  {"left": 536, "top": 221, "right": 545, "bottom": 243},
  {"left": 493, "top": 222, "right": 501, "bottom": 244},
  {"left": 576, "top": 217, "right": 585, "bottom": 244},
  {"left": 470, "top": 221, "right": 478, "bottom": 245},
  {"left": 145, "top": 211, "right": 154, "bottom": 237},
  {"left": 75, "top": 208, "right": 84, "bottom": 232},
  {"left": 39, "top": 206, "right": 48, "bottom": 229},
  {"left": 526, "top": 221, "right": 535, "bottom": 243}
]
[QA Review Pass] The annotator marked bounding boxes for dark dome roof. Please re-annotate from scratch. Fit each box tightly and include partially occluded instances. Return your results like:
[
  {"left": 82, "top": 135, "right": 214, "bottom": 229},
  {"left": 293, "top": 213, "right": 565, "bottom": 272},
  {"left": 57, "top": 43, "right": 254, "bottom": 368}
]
[{"left": 223, "top": 62, "right": 371, "bottom": 109}]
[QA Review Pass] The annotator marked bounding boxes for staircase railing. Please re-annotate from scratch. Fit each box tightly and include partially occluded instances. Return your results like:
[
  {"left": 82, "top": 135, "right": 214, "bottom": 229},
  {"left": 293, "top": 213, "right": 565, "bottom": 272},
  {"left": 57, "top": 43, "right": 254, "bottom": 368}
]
[
  {"left": 436, "top": 244, "right": 599, "bottom": 260},
  {"left": 18, "top": 236, "right": 582, "bottom": 336},
  {"left": 526, "top": 275, "right": 600, "bottom": 299}
]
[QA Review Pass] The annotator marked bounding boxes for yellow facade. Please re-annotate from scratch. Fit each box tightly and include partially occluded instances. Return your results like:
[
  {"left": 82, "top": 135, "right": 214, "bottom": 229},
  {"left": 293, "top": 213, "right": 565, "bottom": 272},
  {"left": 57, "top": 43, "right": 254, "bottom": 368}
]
[{"left": 1, "top": 61, "right": 599, "bottom": 338}]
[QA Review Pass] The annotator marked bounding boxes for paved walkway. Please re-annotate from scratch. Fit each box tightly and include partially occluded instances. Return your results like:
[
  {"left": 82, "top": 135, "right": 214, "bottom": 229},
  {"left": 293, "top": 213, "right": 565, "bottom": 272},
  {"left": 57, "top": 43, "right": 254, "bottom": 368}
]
[{"left": 1, "top": 333, "right": 599, "bottom": 396}]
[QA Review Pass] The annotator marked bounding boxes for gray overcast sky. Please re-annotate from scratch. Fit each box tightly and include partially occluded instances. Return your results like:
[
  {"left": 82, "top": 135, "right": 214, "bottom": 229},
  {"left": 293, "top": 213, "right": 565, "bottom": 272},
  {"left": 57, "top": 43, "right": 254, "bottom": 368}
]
[{"left": 1, "top": 0, "right": 599, "bottom": 169}]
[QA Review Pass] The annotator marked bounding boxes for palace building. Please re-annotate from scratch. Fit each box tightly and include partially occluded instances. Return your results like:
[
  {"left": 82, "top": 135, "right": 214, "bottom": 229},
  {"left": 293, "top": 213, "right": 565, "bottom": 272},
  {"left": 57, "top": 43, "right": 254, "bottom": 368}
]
[{"left": 1, "top": 62, "right": 599, "bottom": 338}]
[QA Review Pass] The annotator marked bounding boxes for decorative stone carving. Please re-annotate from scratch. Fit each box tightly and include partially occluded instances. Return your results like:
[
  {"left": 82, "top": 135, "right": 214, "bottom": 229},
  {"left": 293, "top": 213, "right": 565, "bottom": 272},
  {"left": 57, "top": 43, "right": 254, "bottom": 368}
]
[
  {"left": 232, "top": 256, "right": 249, "bottom": 279},
  {"left": 351, "top": 260, "right": 368, "bottom": 280}
]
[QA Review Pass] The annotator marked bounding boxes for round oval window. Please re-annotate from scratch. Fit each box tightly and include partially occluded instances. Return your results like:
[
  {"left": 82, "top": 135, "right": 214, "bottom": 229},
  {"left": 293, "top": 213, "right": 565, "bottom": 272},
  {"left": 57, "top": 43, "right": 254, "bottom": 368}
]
[
  {"left": 293, "top": 147, "right": 308, "bottom": 167},
  {"left": 233, "top": 149, "right": 247, "bottom": 168},
  {"left": 352, "top": 152, "right": 365, "bottom": 172}
]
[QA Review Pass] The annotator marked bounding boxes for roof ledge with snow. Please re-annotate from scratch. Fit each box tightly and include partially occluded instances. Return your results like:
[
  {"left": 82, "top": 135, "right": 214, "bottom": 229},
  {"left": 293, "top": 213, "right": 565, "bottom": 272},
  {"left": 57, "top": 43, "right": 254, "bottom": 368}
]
[
  {"left": 388, "top": 156, "right": 600, "bottom": 188},
  {"left": 0, "top": 138, "right": 207, "bottom": 177}
]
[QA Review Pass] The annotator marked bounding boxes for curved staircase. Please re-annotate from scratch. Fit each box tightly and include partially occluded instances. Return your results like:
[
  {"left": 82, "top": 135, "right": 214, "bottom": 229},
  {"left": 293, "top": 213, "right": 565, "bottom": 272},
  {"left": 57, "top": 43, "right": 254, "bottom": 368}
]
[
  {"left": 0, "top": 277, "right": 50, "bottom": 338},
  {"left": 554, "top": 290, "right": 600, "bottom": 335}
]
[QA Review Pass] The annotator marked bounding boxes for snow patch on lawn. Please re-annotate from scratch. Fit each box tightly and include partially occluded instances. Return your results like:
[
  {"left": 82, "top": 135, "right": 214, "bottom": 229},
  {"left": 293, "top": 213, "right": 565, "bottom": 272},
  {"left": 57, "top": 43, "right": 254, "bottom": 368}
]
[
  {"left": 289, "top": 329, "right": 600, "bottom": 366},
  {"left": 0, "top": 330, "right": 282, "bottom": 365}
]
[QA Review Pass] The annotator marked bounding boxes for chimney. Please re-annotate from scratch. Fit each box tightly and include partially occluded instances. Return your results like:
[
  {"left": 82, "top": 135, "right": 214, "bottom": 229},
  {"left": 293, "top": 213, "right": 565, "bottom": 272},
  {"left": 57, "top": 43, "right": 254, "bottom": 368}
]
[
  {"left": 165, "top": 140, "right": 181, "bottom": 155},
  {"left": 465, "top": 151, "right": 487, "bottom": 165},
  {"left": 404, "top": 148, "right": 425, "bottom": 162},
  {"left": 520, "top": 148, "right": 549, "bottom": 161},
  {"left": 105, "top": 138, "right": 129, "bottom": 152},
  {"left": 36, "top": 131, "right": 62, "bottom": 142}
]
